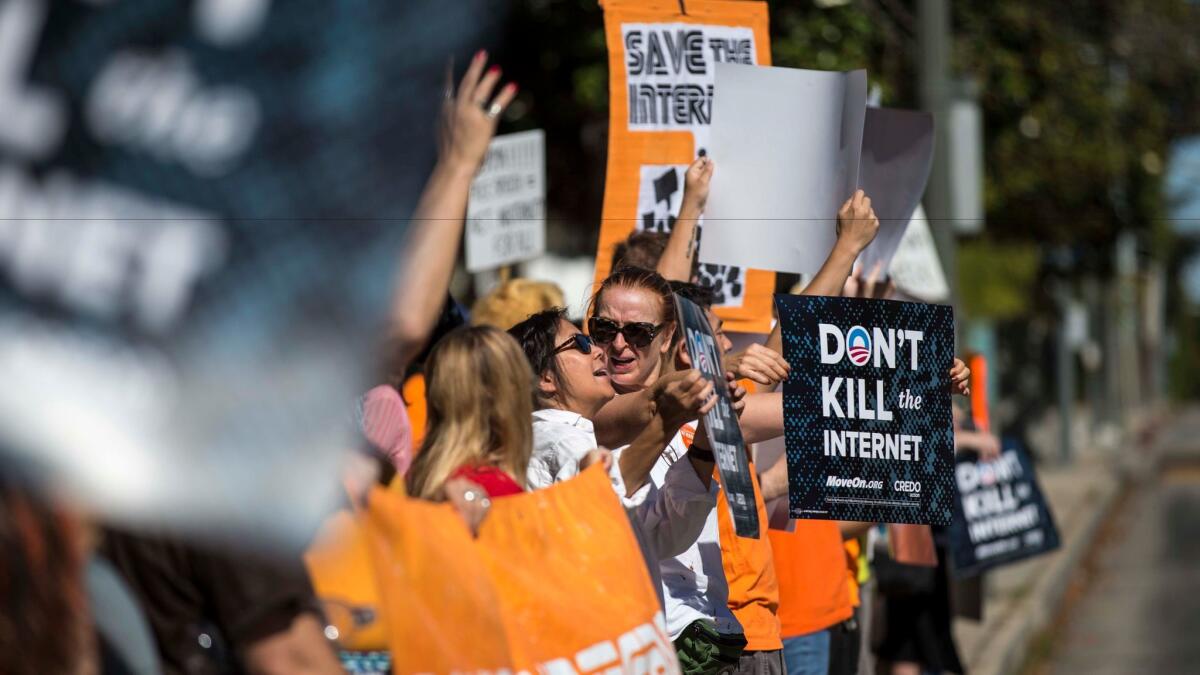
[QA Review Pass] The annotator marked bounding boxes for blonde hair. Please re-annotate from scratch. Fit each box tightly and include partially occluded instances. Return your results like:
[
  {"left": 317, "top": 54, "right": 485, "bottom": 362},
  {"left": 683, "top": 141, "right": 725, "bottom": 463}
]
[
  {"left": 471, "top": 278, "right": 565, "bottom": 330},
  {"left": 405, "top": 326, "right": 535, "bottom": 500}
]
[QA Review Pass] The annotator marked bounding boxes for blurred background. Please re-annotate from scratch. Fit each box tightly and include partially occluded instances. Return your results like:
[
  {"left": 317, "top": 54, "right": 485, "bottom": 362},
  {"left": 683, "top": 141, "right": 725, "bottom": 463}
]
[{"left": 476, "top": 0, "right": 1200, "bottom": 462}]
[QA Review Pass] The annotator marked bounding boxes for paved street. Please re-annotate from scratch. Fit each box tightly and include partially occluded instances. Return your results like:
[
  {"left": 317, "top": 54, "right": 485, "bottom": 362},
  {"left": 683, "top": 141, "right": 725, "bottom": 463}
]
[{"left": 1044, "top": 411, "right": 1200, "bottom": 674}]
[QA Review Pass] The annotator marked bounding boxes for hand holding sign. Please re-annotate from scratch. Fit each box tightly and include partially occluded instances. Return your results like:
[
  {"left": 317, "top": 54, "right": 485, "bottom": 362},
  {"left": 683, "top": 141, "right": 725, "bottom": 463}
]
[
  {"left": 653, "top": 369, "right": 718, "bottom": 431},
  {"left": 723, "top": 343, "right": 791, "bottom": 387},
  {"left": 950, "top": 358, "right": 971, "bottom": 397},
  {"left": 836, "top": 190, "right": 881, "bottom": 257},
  {"left": 682, "top": 156, "right": 715, "bottom": 212}
]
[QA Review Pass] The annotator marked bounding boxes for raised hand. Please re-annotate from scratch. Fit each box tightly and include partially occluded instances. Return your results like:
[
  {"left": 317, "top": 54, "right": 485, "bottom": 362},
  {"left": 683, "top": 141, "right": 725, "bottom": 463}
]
[
  {"left": 723, "top": 343, "right": 791, "bottom": 387},
  {"left": 949, "top": 358, "right": 970, "bottom": 396},
  {"left": 438, "top": 50, "right": 518, "bottom": 173},
  {"left": 682, "top": 156, "right": 715, "bottom": 212},
  {"left": 835, "top": 189, "right": 880, "bottom": 256},
  {"left": 843, "top": 261, "right": 895, "bottom": 300}
]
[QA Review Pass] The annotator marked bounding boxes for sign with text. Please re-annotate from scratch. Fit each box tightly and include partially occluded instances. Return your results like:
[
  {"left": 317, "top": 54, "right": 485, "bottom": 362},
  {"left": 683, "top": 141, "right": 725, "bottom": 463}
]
[
  {"left": 888, "top": 205, "right": 950, "bottom": 303},
  {"left": 947, "top": 440, "right": 1061, "bottom": 577},
  {"left": 595, "top": 0, "right": 776, "bottom": 333},
  {"left": 777, "top": 295, "right": 956, "bottom": 525},
  {"left": 0, "top": 1, "right": 497, "bottom": 545},
  {"left": 466, "top": 130, "right": 546, "bottom": 272},
  {"left": 857, "top": 108, "right": 934, "bottom": 275},
  {"left": 700, "top": 63, "right": 868, "bottom": 275},
  {"left": 674, "top": 293, "right": 758, "bottom": 538}
]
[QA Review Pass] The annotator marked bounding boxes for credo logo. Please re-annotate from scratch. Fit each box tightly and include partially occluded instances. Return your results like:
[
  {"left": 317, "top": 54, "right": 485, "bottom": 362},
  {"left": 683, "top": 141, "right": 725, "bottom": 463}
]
[
  {"left": 846, "top": 326, "right": 871, "bottom": 366},
  {"left": 894, "top": 480, "right": 922, "bottom": 494}
]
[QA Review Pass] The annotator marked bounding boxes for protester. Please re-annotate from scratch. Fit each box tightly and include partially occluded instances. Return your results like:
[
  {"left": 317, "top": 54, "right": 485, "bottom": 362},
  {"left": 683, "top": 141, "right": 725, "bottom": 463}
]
[
  {"left": 471, "top": 278, "right": 566, "bottom": 330},
  {"left": 362, "top": 50, "right": 519, "bottom": 477},
  {"left": 508, "top": 307, "right": 728, "bottom": 608},
  {"left": 405, "top": 325, "right": 534, "bottom": 501}
]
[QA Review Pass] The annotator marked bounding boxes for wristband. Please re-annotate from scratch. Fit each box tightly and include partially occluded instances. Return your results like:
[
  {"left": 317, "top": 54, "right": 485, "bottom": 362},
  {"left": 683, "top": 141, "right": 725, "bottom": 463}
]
[{"left": 688, "top": 446, "right": 715, "bottom": 463}]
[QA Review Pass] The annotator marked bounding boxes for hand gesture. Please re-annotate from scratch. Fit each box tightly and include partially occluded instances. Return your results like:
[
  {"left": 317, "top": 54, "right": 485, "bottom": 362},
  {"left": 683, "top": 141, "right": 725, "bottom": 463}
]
[
  {"left": 835, "top": 189, "right": 880, "bottom": 256},
  {"left": 654, "top": 369, "right": 717, "bottom": 431},
  {"left": 842, "top": 262, "right": 895, "bottom": 300},
  {"left": 977, "top": 434, "right": 1002, "bottom": 462},
  {"left": 682, "top": 156, "right": 715, "bottom": 211},
  {"left": 949, "top": 358, "right": 970, "bottom": 396},
  {"left": 726, "top": 372, "right": 748, "bottom": 417},
  {"left": 723, "top": 343, "right": 790, "bottom": 387},
  {"left": 444, "top": 477, "right": 491, "bottom": 537},
  {"left": 578, "top": 447, "right": 614, "bottom": 473},
  {"left": 438, "top": 50, "right": 518, "bottom": 173}
]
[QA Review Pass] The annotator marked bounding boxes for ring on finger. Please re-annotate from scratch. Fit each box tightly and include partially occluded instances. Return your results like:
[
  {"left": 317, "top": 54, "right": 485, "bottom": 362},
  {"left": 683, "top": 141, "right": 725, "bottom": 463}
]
[{"left": 485, "top": 101, "right": 503, "bottom": 118}]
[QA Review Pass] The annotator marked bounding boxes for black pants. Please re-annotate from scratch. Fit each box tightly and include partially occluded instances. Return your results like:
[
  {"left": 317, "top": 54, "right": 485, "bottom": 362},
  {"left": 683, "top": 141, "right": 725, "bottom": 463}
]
[{"left": 828, "top": 610, "right": 861, "bottom": 675}]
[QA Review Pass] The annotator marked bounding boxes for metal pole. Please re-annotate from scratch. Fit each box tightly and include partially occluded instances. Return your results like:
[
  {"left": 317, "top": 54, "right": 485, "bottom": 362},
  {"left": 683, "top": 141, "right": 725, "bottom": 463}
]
[
  {"left": 917, "top": 0, "right": 957, "bottom": 308},
  {"left": 1056, "top": 283, "right": 1075, "bottom": 463}
]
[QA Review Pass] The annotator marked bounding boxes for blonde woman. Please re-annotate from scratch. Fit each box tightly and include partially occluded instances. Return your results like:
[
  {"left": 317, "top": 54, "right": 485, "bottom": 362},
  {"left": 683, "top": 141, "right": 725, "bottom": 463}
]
[{"left": 405, "top": 325, "right": 534, "bottom": 502}]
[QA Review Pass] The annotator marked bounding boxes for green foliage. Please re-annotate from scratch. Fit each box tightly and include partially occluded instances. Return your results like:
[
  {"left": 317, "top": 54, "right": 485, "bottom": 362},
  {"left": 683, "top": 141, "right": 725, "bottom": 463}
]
[{"left": 957, "top": 240, "right": 1041, "bottom": 320}]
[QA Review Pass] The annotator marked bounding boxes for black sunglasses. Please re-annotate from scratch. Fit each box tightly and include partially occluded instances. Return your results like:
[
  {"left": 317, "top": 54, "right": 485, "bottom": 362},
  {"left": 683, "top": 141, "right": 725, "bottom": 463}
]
[
  {"left": 553, "top": 333, "right": 594, "bottom": 355},
  {"left": 587, "top": 317, "right": 665, "bottom": 349}
]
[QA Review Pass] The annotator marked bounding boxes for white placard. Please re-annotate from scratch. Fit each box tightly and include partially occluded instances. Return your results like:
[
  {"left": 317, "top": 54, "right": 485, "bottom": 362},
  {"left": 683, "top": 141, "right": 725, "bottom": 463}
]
[
  {"left": 857, "top": 107, "right": 934, "bottom": 275},
  {"left": 888, "top": 204, "right": 950, "bottom": 303},
  {"left": 699, "top": 62, "right": 868, "bottom": 275},
  {"left": 466, "top": 130, "right": 545, "bottom": 272}
]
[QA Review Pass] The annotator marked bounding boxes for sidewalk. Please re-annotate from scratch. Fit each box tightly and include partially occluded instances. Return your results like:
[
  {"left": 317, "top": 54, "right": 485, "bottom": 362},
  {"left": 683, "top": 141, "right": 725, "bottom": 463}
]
[{"left": 951, "top": 406, "right": 1180, "bottom": 675}]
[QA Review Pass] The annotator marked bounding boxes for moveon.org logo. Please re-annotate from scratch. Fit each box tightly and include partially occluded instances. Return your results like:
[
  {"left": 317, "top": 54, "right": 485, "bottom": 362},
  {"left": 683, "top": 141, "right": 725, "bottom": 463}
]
[{"left": 825, "top": 475, "right": 884, "bottom": 489}]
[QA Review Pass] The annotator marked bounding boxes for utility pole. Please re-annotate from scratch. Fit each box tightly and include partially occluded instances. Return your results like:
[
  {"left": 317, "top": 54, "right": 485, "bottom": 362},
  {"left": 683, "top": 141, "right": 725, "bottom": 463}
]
[{"left": 917, "top": 0, "right": 957, "bottom": 308}]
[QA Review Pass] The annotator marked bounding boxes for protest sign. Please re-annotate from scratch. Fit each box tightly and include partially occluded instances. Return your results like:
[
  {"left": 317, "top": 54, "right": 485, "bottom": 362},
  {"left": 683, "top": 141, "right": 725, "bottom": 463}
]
[
  {"left": 700, "top": 63, "right": 868, "bottom": 275},
  {"left": 857, "top": 108, "right": 935, "bottom": 274},
  {"left": 674, "top": 293, "right": 759, "bottom": 538},
  {"left": 0, "top": 1, "right": 498, "bottom": 544},
  {"left": 888, "top": 205, "right": 951, "bottom": 303},
  {"left": 776, "top": 294, "right": 956, "bottom": 525},
  {"left": 361, "top": 466, "right": 677, "bottom": 674},
  {"left": 596, "top": 0, "right": 776, "bottom": 333},
  {"left": 947, "top": 440, "right": 1061, "bottom": 577},
  {"left": 466, "top": 130, "right": 546, "bottom": 272}
]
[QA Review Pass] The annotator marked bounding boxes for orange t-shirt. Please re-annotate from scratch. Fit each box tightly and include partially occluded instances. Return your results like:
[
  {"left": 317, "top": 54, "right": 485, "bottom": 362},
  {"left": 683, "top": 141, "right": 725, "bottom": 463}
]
[
  {"left": 768, "top": 520, "right": 854, "bottom": 638},
  {"left": 402, "top": 373, "right": 428, "bottom": 450},
  {"left": 715, "top": 463, "right": 782, "bottom": 651},
  {"left": 844, "top": 539, "right": 861, "bottom": 608}
]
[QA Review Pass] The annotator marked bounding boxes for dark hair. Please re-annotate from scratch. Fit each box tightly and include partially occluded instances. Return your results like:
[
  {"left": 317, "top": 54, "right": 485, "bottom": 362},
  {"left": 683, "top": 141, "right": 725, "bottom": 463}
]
[
  {"left": 509, "top": 307, "right": 569, "bottom": 403},
  {"left": 590, "top": 267, "right": 676, "bottom": 326},
  {"left": 611, "top": 231, "right": 669, "bottom": 272},
  {"left": 668, "top": 280, "right": 716, "bottom": 311}
]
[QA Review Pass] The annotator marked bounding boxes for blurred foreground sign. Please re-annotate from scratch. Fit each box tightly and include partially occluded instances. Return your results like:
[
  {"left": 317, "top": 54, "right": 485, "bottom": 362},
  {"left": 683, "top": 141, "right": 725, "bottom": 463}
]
[
  {"left": 466, "top": 130, "right": 546, "bottom": 272},
  {"left": 0, "top": 0, "right": 498, "bottom": 545}
]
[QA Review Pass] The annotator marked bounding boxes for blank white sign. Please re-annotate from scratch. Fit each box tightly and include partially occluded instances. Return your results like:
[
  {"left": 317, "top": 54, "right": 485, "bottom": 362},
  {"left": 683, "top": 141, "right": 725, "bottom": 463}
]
[{"left": 700, "top": 62, "right": 867, "bottom": 275}]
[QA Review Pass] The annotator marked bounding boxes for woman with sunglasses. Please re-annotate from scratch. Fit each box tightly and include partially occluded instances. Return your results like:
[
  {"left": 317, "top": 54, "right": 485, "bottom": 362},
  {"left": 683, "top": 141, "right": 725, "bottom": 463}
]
[{"left": 509, "top": 308, "right": 730, "bottom": 607}]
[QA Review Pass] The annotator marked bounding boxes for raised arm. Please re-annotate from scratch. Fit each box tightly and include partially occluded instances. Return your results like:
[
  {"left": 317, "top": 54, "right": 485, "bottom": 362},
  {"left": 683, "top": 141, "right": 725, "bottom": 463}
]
[
  {"left": 765, "top": 189, "right": 880, "bottom": 355},
  {"left": 657, "top": 156, "right": 713, "bottom": 282},
  {"left": 387, "top": 52, "right": 517, "bottom": 370}
]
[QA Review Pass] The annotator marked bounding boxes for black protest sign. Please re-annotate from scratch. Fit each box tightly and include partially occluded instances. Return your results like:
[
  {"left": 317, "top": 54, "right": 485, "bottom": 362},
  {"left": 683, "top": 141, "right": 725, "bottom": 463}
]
[
  {"left": 948, "top": 439, "right": 1061, "bottom": 577},
  {"left": 776, "top": 295, "right": 956, "bottom": 525},
  {"left": 674, "top": 293, "right": 759, "bottom": 538},
  {"left": 0, "top": 1, "right": 500, "bottom": 543}
]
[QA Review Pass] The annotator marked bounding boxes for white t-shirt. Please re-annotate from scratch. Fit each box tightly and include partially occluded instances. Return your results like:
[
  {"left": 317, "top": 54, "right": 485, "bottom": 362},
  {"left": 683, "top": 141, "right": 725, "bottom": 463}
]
[
  {"left": 528, "top": 408, "right": 718, "bottom": 610},
  {"left": 651, "top": 425, "right": 741, "bottom": 640}
]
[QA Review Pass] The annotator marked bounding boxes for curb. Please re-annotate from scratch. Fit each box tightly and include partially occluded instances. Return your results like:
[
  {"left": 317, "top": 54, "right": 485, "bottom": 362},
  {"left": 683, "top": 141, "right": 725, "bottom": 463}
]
[{"left": 964, "top": 469, "right": 1121, "bottom": 675}]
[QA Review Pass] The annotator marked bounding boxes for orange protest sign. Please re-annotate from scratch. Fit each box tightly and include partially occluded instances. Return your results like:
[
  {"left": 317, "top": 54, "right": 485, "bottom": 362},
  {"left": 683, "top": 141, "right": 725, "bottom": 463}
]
[
  {"left": 476, "top": 465, "right": 677, "bottom": 672},
  {"left": 596, "top": 0, "right": 775, "bottom": 334},
  {"left": 309, "top": 466, "right": 677, "bottom": 673}
]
